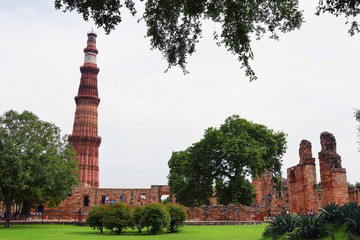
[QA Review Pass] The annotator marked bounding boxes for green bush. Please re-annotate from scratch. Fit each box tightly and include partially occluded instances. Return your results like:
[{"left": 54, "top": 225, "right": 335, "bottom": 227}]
[
  {"left": 342, "top": 202, "right": 360, "bottom": 236},
  {"left": 320, "top": 202, "right": 343, "bottom": 226},
  {"left": 165, "top": 203, "right": 187, "bottom": 233},
  {"left": 87, "top": 205, "right": 106, "bottom": 233},
  {"left": 262, "top": 214, "right": 300, "bottom": 239},
  {"left": 141, "top": 202, "right": 170, "bottom": 234},
  {"left": 296, "top": 216, "right": 328, "bottom": 239},
  {"left": 321, "top": 201, "right": 360, "bottom": 235},
  {"left": 134, "top": 205, "right": 144, "bottom": 233},
  {"left": 103, "top": 202, "right": 134, "bottom": 234}
]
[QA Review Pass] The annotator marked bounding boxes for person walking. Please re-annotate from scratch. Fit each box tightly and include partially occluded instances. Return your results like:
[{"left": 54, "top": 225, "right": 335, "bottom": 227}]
[
  {"left": 267, "top": 208, "right": 272, "bottom": 220},
  {"left": 78, "top": 208, "right": 82, "bottom": 222}
]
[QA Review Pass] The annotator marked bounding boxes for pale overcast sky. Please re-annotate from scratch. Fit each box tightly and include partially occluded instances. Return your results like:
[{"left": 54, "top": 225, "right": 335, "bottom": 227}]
[{"left": 1, "top": 1, "right": 359, "bottom": 188}]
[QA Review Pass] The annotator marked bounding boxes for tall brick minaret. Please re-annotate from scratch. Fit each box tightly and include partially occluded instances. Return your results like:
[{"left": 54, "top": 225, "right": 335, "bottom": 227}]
[{"left": 69, "top": 32, "right": 101, "bottom": 188}]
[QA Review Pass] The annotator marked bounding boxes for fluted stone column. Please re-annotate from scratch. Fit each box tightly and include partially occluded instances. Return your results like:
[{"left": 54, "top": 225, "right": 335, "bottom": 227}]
[{"left": 69, "top": 32, "right": 101, "bottom": 188}]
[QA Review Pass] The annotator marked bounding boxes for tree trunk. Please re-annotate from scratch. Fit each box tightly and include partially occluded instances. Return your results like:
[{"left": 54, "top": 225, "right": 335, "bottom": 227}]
[
  {"left": 22, "top": 200, "right": 31, "bottom": 220},
  {"left": 4, "top": 191, "right": 12, "bottom": 228}
]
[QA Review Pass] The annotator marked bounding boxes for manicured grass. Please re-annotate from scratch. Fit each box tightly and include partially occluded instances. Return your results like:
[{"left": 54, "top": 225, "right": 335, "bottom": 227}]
[{"left": 0, "top": 224, "right": 266, "bottom": 240}]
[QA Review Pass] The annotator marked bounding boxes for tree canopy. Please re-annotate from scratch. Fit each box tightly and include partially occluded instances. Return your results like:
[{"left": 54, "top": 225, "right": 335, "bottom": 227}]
[
  {"left": 0, "top": 110, "right": 80, "bottom": 228},
  {"left": 317, "top": 0, "right": 360, "bottom": 35},
  {"left": 54, "top": 0, "right": 303, "bottom": 81},
  {"left": 167, "top": 115, "right": 287, "bottom": 207}
]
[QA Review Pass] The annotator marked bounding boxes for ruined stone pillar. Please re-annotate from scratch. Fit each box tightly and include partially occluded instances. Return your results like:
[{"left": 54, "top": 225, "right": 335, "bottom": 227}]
[
  {"left": 287, "top": 140, "right": 320, "bottom": 214},
  {"left": 68, "top": 32, "right": 101, "bottom": 188},
  {"left": 319, "top": 132, "right": 349, "bottom": 205}
]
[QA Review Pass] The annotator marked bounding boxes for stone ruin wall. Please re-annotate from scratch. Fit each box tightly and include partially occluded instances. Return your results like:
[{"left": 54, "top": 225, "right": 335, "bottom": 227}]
[
  {"left": 348, "top": 186, "right": 360, "bottom": 202},
  {"left": 43, "top": 132, "right": 355, "bottom": 221},
  {"left": 251, "top": 171, "right": 290, "bottom": 215},
  {"left": 319, "top": 132, "right": 349, "bottom": 205},
  {"left": 287, "top": 140, "right": 321, "bottom": 215},
  {"left": 44, "top": 184, "right": 174, "bottom": 220},
  {"left": 286, "top": 132, "right": 350, "bottom": 215}
]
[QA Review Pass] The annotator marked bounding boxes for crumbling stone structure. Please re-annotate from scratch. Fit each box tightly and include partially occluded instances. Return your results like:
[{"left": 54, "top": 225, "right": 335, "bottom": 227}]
[
  {"left": 45, "top": 184, "right": 174, "bottom": 220},
  {"left": 286, "top": 132, "right": 351, "bottom": 215},
  {"left": 287, "top": 140, "right": 321, "bottom": 214},
  {"left": 251, "top": 171, "right": 290, "bottom": 215},
  {"left": 348, "top": 186, "right": 360, "bottom": 202},
  {"left": 319, "top": 132, "right": 349, "bottom": 205}
]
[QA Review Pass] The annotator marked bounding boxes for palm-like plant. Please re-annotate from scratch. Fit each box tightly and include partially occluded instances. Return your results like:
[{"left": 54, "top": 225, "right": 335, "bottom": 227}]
[
  {"left": 296, "top": 215, "right": 329, "bottom": 239},
  {"left": 320, "top": 202, "right": 343, "bottom": 226},
  {"left": 263, "top": 214, "right": 300, "bottom": 239}
]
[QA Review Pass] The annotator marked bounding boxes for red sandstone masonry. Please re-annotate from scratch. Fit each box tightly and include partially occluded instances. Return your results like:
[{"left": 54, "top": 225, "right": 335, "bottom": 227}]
[
  {"left": 319, "top": 132, "right": 349, "bottom": 205},
  {"left": 68, "top": 32, "right": 101, "bottom": 188},
  {"left": 287, "top": 140, "right": 321, "bottom": 214},
  {"left": 251, "top": 170, "right": 290, "bottom": 214}
]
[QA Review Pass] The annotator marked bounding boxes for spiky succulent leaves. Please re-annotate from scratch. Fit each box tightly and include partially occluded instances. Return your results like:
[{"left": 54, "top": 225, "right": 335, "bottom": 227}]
[
  {"left": 262, "top": 214, "right": 300, "bottom": 239},
  {"left": 320, "top": 202, "right": 343, "bottom": 226},
  {"left": 297, "top": 216, "right": 329, "bottom": 239},
  {"left": 341, "top": 202, "right": 360, "bottom": 235}
]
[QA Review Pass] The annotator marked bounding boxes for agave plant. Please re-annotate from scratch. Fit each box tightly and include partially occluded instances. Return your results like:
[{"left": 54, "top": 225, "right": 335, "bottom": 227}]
[
  {"left": 296, "top": 215, "right": 329, "bottom": 239},
  {"left": 320, "top": 202, "right": 343, "bottom": 226},
  {"left": 263, "top": 214, "right": 300, "bottom": 239},
  {"left": 342, "top": 202, "right": 360, "bottom": 236}
]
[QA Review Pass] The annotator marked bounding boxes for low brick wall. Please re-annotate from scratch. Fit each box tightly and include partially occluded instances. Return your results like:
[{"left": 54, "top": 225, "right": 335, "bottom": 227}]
[
  {"left": 1, "top": 220, "right": 263, "bottom": 226},
  {"left": 185, "top": 221, "right": 264, "bottom": 225}
]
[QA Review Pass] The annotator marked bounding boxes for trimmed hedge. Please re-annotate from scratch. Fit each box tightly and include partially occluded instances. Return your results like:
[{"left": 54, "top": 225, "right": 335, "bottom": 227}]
[
  {"left": 165, "top": 203, "right": 187, "bottom": 233},
  {"left": 134, "top": 205, "right": 144, "bottom": 233},
  {"left": 140, "top": 202, "right": 170, "bottom": 234},
  {"left": 103, "top": 202, "right": 134, "bottom": 234},
  {"left": 87, "top": 204, "right": 106, "bottom": 233},
  {"left": 87, "top": 202, "right": 187, "bottom": 235}
]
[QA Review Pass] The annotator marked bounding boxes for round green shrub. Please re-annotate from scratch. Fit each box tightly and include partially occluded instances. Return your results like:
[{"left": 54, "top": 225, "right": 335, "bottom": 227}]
[
  {"left": 165, "top": 203, "right": 187, "bottom": 233},
  {"left": 141, "top": 202, "right": 170, "bottom": 234},
  {"left": 87, "top": 205, "right": 107, "bottom": 233},
  {"left": 103, "top": 202, "right": 134, "bottom": 234},
  {"left": 134, "top": 205, "right": 144, "bottom": 233}
]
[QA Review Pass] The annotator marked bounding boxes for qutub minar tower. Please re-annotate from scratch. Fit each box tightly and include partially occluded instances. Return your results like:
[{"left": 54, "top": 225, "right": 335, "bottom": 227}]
[{"left": 68, "top": 32, "right": 101, "bottom": 188}]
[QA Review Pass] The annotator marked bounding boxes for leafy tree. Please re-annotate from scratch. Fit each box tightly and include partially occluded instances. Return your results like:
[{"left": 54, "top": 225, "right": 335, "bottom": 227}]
[
  {"left": 317, "top": 0, "right": 360, "bottom": 36},
  {"left": 168, "top": 115, "right": 287, "bottom": 207},
  {"left": 0, "top": 110, "right": 79, "bottom": 228},
  {"left": 54, "top": 0, "right": 303, "bottom": 81}
]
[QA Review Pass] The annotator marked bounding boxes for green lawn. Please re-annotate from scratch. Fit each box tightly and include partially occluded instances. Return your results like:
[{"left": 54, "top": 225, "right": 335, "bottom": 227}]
[{"left": 0, "top": 224, "right": 266, "bottom": 240}]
